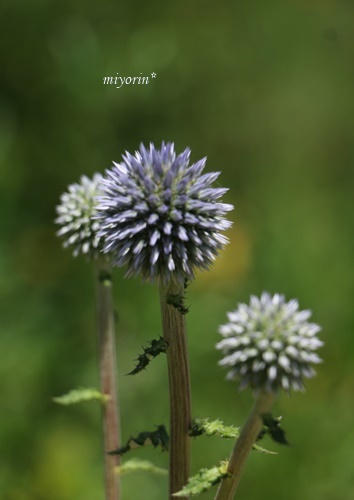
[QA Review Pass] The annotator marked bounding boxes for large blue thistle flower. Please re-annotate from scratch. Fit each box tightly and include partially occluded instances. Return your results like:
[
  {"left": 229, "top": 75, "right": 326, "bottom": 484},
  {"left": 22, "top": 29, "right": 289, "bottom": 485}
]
[{"left": 95, "top": 142, "right": 233, "bottom": 283}]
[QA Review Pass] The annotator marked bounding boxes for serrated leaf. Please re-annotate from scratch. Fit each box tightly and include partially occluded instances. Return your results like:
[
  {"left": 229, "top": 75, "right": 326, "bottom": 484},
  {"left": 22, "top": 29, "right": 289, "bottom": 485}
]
[
  {"left": 190, "top": 418, "right": 276, "bottom": 454},
  {"left": 127, "top": 337, "right": 168, "bottom": 375},
  {"left": 173, "top": 462, "right": 229, "bottom": 497},
  {"left": 166, "top": 292, "right": 190, "bottom": 315},
  {"left": 52, "top": 387, "right": 109, "bottom": 405},
  {"left": 109, "top": 425, "right": 169, "bottom": 456},
  {"left": 115, "top": 458, "right": 167, "bottom": 476},
  {"left": 190, "top": 418, "right": 240, "bottom": 439},
  {"left": 261, "top": 413, "right": 289, "bottom": 445}
]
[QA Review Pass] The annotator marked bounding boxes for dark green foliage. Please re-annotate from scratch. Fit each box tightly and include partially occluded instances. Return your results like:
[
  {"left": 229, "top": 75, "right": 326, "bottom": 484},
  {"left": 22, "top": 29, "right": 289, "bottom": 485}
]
[
  {"left": 127, "top": 337, "right": 168, "bottom": 375},
  {"left": 259, "top": 413, "right": 289, "bottom": 445},
  {"left": 108, "top": 425, "right": 169, "bottom": 456},
  {"left": 166, "top": 278, "right": 190, "bottom": 315},
  {"left": 166, "top": 293, "right": 190, "bottom": 315}
]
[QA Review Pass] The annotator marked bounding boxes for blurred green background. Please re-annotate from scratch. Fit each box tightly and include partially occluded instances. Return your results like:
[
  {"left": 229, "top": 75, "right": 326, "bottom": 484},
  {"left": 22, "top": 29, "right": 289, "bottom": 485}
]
[{"left": 1, "top": 1, "right": 353, "bottom": 499}]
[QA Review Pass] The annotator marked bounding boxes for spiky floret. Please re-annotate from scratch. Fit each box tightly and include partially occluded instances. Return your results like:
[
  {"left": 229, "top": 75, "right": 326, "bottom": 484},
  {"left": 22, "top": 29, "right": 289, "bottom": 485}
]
[
  {"left": 216, "top": 292, "right": 323, "bottom": 393},
  {"left": 95, "top": 142, "right": 233, "bottom": 283},
  {"left": 55, "top": 174, "right": 103, "bottom": 258}
]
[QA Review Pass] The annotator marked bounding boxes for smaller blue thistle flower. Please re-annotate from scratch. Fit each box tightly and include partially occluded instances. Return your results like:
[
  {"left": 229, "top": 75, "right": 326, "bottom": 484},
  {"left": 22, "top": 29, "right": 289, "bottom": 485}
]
[
  {"left": 95, "top": 142, "right": 233, "bottom": 283},
  {"left": 55, "top": 174, "right": 104, "bottom": 258},
  {"left": 216, "top": 292, "right": 323, "bottom": 393}
]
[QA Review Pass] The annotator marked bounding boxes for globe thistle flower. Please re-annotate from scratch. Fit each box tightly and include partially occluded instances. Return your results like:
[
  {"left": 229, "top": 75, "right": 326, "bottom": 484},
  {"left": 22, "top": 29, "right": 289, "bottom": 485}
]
[
  {"left": 55, "top": 173, "right": 103, "bottom": 258},
  {"left": 95, "top": 142, "right": 233, "bottom": 284},
  {"left": 216, "top": 292, "right": 323, "bottom": 393}
]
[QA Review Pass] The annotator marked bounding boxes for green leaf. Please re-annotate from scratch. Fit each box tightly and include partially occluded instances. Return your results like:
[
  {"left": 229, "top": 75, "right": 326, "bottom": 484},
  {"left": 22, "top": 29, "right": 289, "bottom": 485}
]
[
  {"left": 52, "top": 387, "right": 109, "bottom": 405},
  {"left": 260, "top": 413, "right": 289, "bottom": 445},
  {"left": 253, "top": 442, "right": 277, "bottom": 454},
  {"left": 190, "top": 418, "right": 240, "bottom": 439},
  {"left": 108, "top": 425, "right": 169, "bottom": 456},
  {"left": 173, "top": 462, "right": 229, "bottom": 497},
  {"left": 115, "top": 458, "right": 167, "bottom": 476},
  {"left": 166, "top": 285, "right": 190, "bottom": 315},
  {"left": 190, "top": 418, "right": 276, "bottom": 455},
  {"left": 127, "top": 337, "right": 168, "bottom": 375}
]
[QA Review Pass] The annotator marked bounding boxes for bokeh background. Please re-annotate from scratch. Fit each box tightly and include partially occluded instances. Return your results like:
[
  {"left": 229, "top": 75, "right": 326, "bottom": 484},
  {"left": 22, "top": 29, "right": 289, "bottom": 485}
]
[{"left": 1, "top": 1, "right": 353, "bottom": 499}]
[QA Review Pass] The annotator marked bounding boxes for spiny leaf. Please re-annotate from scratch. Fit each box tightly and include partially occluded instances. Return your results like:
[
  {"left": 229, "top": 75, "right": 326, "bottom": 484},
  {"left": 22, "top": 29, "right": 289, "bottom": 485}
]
[
  {"left": 108, "top": 425, "right": 169, "bottom": 456},
  {"left": 190, "top": 418, "right": 240, "bottom": 439},
  {"left": 166, "top": 282, "right": 190, "bottom": 315},
  {"left": 127, "top": 337, "right": 168, "bottom": 375},
  {"left": 173, "top": 462, "right": 229, "bottom": 497},
  {"left": 260, "top": 413, "right": 289, "bottom": 445},
  {"left": 115, "top": 458, "right": 167, "bottom": 476},
  {"left": 53, "top": 387, "right": 109, "bottom": 405},
  {"left": 190, "top": 418, "right": 276, "bottom": 455}
]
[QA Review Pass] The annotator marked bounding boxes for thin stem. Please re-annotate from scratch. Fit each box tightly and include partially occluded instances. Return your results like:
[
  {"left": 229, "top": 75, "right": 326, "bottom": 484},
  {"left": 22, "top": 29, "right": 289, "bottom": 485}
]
[
  {"left": 159, "top": 279, "right": 192, "bottom": 499},
  {"left": 95, "top": 256, "right": 121, "bottom": 500},
  {"left": 215, "top": 391, "right": 276, "bottom": 500}
]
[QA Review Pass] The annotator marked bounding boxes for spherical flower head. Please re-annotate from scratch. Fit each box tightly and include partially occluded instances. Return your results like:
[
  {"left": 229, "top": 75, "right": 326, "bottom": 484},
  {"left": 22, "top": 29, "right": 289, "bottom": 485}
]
[
  {"left": 95, "top": 142, "right": 233, "bottom": 283},
  {"left": 55, "top": 173, "right": 104, "bottom": 258},
  {"left": 216, "top": 292, "right": 323, "bottom": 393}
]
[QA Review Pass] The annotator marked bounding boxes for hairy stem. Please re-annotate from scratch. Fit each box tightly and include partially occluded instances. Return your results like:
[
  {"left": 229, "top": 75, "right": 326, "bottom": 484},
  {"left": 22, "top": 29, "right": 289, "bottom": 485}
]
[
  {"left": 215, "top": 391, "right": 276, "bottom": 500},
  {"left": 95, "top": 256, "right": 121, "bottom": 500},
  {"left": 159, "top": 279, "right": 192, "bottom": 499}
]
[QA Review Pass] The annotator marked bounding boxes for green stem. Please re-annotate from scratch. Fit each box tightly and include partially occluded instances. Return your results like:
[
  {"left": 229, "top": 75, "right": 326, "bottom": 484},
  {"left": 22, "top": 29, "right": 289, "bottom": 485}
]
[
  {"left": 95, "top": 256, "right": 121, "bottom": 500},
  {"left": 159, "top": 279, "right": 192, "bottom": 499},
  {"left": 215, "top": 391, "right": 276, "bottom": 500}
]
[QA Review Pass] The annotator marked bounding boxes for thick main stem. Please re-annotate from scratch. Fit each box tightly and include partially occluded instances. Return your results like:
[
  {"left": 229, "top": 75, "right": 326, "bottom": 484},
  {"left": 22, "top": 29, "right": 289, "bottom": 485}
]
[
  {"left": 95, "top": 257, "right": 121, "bottom": 500},
  {"left": 159, "top": 279, "right": 192, "bottom": 499},
  {"left": 215, "top": 391, "right": 276, "bottom": 500}
]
